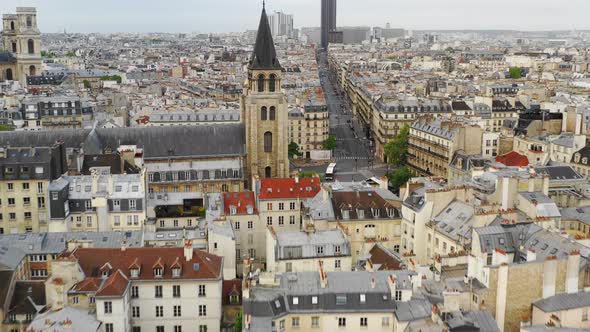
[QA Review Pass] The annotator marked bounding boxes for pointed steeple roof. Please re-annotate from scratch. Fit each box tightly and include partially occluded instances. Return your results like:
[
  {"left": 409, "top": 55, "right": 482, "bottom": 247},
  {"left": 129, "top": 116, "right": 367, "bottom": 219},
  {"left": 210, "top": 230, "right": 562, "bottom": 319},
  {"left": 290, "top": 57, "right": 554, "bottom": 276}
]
[{"left": 249, "top": 5, "right": 281, "bottom": 70}]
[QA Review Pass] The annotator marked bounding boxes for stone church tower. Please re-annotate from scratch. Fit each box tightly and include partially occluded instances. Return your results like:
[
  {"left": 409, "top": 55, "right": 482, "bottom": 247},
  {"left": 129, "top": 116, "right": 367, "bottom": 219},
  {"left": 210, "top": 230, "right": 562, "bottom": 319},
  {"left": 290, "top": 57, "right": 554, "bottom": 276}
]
[
  {"left": 242, "top": 4, "right": 289, "bottom": 181},
  {"left": 0, "top": 7, "right": 42, "bottom": 84}
]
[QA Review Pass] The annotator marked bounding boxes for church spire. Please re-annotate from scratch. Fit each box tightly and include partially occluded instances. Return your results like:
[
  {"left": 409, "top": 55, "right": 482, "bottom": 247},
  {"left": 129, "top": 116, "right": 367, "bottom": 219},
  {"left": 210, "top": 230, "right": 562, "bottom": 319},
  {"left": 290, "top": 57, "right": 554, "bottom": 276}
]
[{"left": 249, "top": 4, "right": 281, "bottom": 70}]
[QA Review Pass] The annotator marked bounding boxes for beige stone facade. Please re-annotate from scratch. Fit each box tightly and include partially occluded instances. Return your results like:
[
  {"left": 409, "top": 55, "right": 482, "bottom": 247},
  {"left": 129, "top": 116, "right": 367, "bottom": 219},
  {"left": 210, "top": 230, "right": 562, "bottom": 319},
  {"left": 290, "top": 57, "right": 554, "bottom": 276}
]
[{"left": 1, "top": 7, "right": 42, "bottom": 84}]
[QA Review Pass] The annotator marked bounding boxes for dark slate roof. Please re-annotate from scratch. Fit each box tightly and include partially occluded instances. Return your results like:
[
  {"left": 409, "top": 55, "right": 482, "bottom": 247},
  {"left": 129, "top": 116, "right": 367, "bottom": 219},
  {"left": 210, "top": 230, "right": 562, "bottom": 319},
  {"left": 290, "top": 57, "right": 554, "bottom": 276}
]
[
  {"left": 249, "top": 6, "right": 281, "bottom": 70},
  {"left": 534, "top": 166, "right": 584, "bottom": 181},
  {"left": 446, "top": 310, "right": 500, "bottom": 332},
  {"left": 571, "top": 146, "right": 590, "bottom": 165},
  {"left": 0, "top": 125, "right": 246, "bottom": 159},
  {"left": 9, "top": 281, "right": 46, "bottom": 315},
  {"left": 533, "top": 291, "right": 590, "bottom": 312},
  {"left": 0, "top": 51, "right": 17, "bottom": 65}
]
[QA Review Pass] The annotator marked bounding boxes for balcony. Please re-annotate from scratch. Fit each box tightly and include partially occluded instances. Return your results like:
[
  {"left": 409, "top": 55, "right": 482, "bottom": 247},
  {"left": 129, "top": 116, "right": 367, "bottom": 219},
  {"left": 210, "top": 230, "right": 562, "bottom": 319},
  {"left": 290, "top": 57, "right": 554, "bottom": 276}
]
[{"left": 408, "top": 143, "right": 448, "bottom": 160}]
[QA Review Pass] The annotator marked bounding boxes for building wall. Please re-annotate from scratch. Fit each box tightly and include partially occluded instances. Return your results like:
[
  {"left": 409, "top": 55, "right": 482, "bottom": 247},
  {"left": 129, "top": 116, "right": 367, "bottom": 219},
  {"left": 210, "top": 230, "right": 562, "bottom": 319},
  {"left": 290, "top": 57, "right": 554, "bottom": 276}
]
[
  {"left": 270, "top": 312, "right": 396, "bottom": 332},
  {"left": 531, "top": 305, "right": 590, "bottom": 329},
  {"left": 0, "top": 179, "right": 49, "bottom": 234}
]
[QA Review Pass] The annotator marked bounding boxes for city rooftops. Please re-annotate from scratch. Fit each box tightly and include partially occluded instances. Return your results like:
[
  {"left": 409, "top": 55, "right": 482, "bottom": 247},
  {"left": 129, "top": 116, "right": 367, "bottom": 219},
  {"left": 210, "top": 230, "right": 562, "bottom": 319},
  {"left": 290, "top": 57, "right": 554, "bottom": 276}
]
[
  {"left": 533, "top": 291, "right": 590, "bottom": 312},
  {"left": 258, "top": 177, "right": 321, "bottom": 200},
  {"left": 274, "top": 228, "right": 350, "bottom": 259}
]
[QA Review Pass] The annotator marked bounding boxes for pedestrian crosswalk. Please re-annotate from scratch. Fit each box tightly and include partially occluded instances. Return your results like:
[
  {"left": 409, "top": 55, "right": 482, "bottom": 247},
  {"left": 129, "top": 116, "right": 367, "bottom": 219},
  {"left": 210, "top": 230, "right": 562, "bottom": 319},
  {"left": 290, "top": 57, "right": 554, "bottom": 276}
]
[{"left": 334, "top": 156, "right": 370, "bottom": 160}]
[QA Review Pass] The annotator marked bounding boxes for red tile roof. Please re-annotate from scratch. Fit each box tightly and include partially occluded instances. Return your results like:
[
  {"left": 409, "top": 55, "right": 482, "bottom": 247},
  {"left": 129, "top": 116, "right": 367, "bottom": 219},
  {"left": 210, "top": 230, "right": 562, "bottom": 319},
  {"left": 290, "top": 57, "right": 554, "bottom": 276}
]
[
  {"left": 72, "top": 277, "right": 102, "bottom": 293},
  {"left": 96, "top": 270, "right": 129, "bottom": 297},
  {"left": 496, "top": 151, "right": 529, "bottom": 167},
  {"left": 368, "top": 244, "right": 404, "bottom": 271},
  {"left": 224, "top": 191, "right": 257, "bottom": 215},
  {"left": 222, "top": 279, "right": 242, "bottom": 306},
  {"left": 63, "top": 247, "right": 222, "bottom": 281},
  {"left": 258, "top": 177, "right": 321, "bottom": 200}
]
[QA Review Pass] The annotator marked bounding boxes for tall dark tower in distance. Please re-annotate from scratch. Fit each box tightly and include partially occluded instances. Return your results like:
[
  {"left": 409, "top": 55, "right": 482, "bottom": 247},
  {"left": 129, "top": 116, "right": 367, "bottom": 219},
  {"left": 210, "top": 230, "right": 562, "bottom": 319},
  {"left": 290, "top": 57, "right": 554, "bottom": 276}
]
[{"left": 321, "top": 0, "right": 337, "bottom": 49}]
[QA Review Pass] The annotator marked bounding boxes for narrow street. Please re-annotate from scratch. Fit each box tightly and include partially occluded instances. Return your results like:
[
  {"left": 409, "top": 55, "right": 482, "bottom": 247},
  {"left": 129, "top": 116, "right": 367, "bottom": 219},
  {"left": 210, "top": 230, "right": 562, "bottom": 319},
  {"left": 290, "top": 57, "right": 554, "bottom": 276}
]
[{"left": 294, "top": 51, "right": 389, "bottom": 182}]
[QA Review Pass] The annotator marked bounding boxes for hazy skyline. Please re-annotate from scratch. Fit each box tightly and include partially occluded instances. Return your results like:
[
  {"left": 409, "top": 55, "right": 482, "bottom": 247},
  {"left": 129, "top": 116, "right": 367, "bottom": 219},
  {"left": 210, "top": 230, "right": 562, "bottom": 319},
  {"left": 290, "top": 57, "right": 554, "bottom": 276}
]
[{"left": 1, "top": 0, "right": 590, "bottom": 34}]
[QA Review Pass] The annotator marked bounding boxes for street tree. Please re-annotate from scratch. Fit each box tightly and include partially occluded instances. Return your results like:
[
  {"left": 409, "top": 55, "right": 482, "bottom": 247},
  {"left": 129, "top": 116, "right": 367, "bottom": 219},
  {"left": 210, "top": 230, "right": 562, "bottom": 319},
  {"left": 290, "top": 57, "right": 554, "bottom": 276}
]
[
  {"left": 323, "top": 135, "right": 337, "bottom": 151},
  {"left": 388, "top": 167, "right": 412, "bottom": 194},
  {"left": 288, "top": 142, "right": 302, "bottom": 158},
  {"left": 384, "top": 125, "right": 409, "bottom": 167},
  {"left": 234, "top": 310, "right": 243, "bottom": 332}
]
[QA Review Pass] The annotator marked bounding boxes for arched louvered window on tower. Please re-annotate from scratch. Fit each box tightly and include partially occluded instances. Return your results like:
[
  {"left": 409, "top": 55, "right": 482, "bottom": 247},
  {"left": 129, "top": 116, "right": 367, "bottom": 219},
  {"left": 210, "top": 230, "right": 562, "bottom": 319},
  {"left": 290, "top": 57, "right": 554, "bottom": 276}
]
[
  {"left": 264, "top": 132, "right": 273, "bottom": 152},
  {"left": 261, "top": 107, "right": 267, "bottom": 120},
  {"left": 257, "top": 74, "right": 265, "bottom": 92},
  {"left": 269, "top": 106, "right": 276, "bottom": 121},
  {"left": 269, "top": 74, "right": 276, "bottom": 92}
]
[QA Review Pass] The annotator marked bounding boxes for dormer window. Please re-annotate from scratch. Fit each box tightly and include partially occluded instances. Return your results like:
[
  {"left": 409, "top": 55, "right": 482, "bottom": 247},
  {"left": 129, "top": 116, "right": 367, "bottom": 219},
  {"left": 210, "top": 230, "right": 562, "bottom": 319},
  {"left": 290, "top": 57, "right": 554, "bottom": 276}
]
[
  {"left": 230, "top": 205, "right": 237, "bottom": 215},
  {"left": 583, "top": 157, "right": 588, "bottom": 165},
  {"left": 154, "top": 268, "right": 163, "bottom": 277},
  {"left": 372, "top": 208, "right": 380, "bottom": 218},
  {"left": 130, "top": 268, "right": 139, "bottom": 278},
  {"left": 342, "top": 209, "right": 350, "bottom": 220},
  {"left": 357, "top": 209, "right": 365, "bottom": 219},
  {"left": 575, "top": 154, "right": 581, "bottom": 162},
  {"left": 101, "top": 270, "right": 109, "bottom": 278},
  {"left": 172, "top": 267, "right": 181, "bottom": 277}
]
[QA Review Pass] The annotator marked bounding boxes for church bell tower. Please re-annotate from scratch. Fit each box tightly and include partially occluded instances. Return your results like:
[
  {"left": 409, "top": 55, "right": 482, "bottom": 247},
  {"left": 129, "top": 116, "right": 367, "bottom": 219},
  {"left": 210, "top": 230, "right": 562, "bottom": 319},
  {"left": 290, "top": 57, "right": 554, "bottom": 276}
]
[{"left": 242, "top": 3, "right": 289, "bottom": 181}]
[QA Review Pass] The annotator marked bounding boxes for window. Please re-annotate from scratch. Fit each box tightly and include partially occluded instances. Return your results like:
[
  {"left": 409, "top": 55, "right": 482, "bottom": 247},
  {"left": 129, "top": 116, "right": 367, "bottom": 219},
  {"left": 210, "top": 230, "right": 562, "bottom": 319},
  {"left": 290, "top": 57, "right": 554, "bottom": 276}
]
[
  {"left": 360, "top": 294, "right": 366, "bottom": 303},
  {"left": 105, "top": 324, "right": 114, "bottom": 332},
  {"left": 24, "top": 211, "right": 32, "bottom": 220},
  {"left": 257, "top": 74, "right": 265, "bottom": 92},
  {"left": 173, "top": 285, "right": 181, "bottom": 297},
  {"left": 85, "top": 200, "right": 92, "bottom": 210},
  {"left": 267, "top": 216, "right": 272, "bottom": 225},
  {"left": 132, "top": 306, "right": 140, "bottom": 318},
  {"left": 37, "top": 197, "right": 45, "bottom": 208},
  {"left": 130, "top": 200, "right": 137, "bottom": 210},
  {"left": 261, "top": 106, "right": 268, "bottom": 120},
  {"left": 336, "top": 295, "right": 347, "bottom": 305},
  {"left": 290, "top": 215, "right": 296, "bottom": 225},
  {"left": 131, "top": 286, "right": 139, "bottom": 298},
  {"left": 155, "top": 285, "right": 163, "bottom": 298},
  {"left": 338, "top": 317, "right": 346, "bottom": 327},
  {"left": 292, "top": 317, "right": 300, "bottom": 328},
  {"left": 173, "top": 305, "right": 181, "bottom": 317},
  {"left": 335, "top": 245, "right": 341, "bottom": 254},
  {"left": 156, "top": 305, "right": 163, "bottom": 317},
  {"left": 174, "top": 326, "right": 182, "bottom": 332},
  {"left": 264, "top": 132, "right": 273, "bottom": 152},
  {"left": 199, "top": 326, "right": 207, "bottom": 332},
  {"left": 27, "top": 39, "right": 34, "bottom": 54},
  {"left": 335, "top": 259, "right": 341, "bottom": 269},
  {"left": 8, "top": 198, "right": 15, "bottom": 206},
  {"left": 278, "top": 203, "right": 284, "bottom": 210},
  {"left": 382, "top": 317, "right": 390, "bottom": 327},
  {"left": 155, "top": 268, "right": 163, "bottom": 277},
  {"left": 269, "top": 74, "right": 276, "bottom": 92},
  {"left": 292, "top": 297, "right": 299, "bottom": 305},
  {"left": 269, "top": 106, "right": 276, "bottom": 120},
  {"left": 316, "top": 246, "right": 324, "bottom": 255},
  {"left": 248, "top": 221, "right": 253, "bottom": 229},
  {"left": 156, "top": 327, "right": 164, "bottom": 332},
  {"left": 199, "top": 285, "right": 206, "bottom": 297},
  {"left": 311, "top": 316, "right": 319, "bottom": 328},
  {"left": 279, "top": 216, "right": 284, "bottom": 225},
  {"left": 198, "top": 305, "right": 207, "bottom": 316},
  {"left": 132, "top": 327, "right": 141, "bottom": 332},
  {"left": 22, "top": 183, "right": 30, "bottom": 190},
  {"left": 104, "top": 301, "right": 112, "bottom": 314},
  {"left": 395, "top": 290, "right": 402, "bottom": 301},
  {"left": 312, "top": 296, "right": 318, "bottom": 304},
  {"left": 37, "top": 182, "right": 43, "bottom": 193},
  {"left": 360, "top": 317, "right": 368, "bottom": 327},
  {"left": 290, "top": 202, "right": 296, "bottom": 210},
  {"left": 234, "top": 221, "right": 240, "bottom": 230}
]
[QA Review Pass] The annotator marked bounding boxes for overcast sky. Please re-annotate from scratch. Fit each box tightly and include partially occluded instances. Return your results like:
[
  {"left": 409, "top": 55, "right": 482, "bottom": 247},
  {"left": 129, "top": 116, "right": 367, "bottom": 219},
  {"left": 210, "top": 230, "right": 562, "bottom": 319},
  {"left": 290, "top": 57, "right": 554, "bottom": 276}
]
[{"left": 2, "top": 0, "right": 589, "bottom": 33}]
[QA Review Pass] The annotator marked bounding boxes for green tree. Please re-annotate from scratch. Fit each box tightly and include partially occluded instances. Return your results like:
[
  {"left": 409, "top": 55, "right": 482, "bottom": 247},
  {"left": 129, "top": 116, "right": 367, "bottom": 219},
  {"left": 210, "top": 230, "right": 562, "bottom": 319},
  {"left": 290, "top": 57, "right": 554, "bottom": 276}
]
[
  {"left": 509, "top": 67, "right": 522, "bottom": 79},
  {"left": 388, "top": 167, "right": 412, "bottom": 193},
  {"left": 323, "top": 135, "right": 337, "bottom": 151},
  {"left": 234, "top": 310, "right": 243, "bottom": 332},
  {"left": 288, "top": 142, "right": 302, "bottom": 158},
  {"left": 384, "top": 125, "right": 409, "bottom": 167},
  {"left": 0, "top": 124, "right": 13, "bottom": 131},
  {"left": 66, "top": 51, "right": 76, "bottom": 57},
  {"left": 100, "top": 75, "right": 122, "bottom": 84},
  {"left": 83, "top": 80, "right": 91, "bottom": 89}
]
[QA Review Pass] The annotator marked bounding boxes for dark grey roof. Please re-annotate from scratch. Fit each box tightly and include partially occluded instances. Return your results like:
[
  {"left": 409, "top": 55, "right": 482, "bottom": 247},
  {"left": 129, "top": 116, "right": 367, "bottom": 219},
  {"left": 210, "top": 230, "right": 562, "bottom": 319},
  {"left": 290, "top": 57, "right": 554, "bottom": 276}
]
[
  {"left": 0, "top": 51, "right": 16, "bottom": 65},
  {"left": 534, "top": 166, "right": 584, "bottom": 181},
  {"left": 0, "top": 125, "right": 246, "bottom": 159},
  {"left": 394, "top": 299, "right": 431, "bottom": 321},
  {"left": 249, "top": 6, "right": 281, "bottom": 70},
  {"left": 446, "top": 310, "right": 500, "bottom": 332},
  {"left": 533, "top": 291, "right": 590, "bottom": 312}
]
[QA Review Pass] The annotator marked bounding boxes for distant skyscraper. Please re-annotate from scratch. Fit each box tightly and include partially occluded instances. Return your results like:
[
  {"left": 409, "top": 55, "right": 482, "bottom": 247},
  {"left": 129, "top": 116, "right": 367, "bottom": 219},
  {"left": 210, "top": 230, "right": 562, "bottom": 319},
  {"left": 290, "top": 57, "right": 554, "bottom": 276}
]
[
  {"left": 268, "top": 11, "right": 294, "bottom": 38},
  {"left": 321, "top": 0, "right": 337, "bottom": 48}
]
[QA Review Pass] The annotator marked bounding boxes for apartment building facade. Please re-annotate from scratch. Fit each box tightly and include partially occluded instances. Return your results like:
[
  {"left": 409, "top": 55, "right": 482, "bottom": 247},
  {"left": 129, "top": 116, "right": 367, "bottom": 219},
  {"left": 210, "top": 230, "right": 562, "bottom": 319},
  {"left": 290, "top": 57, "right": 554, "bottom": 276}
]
[
  {"left": 0, "top": 143, "right": 67, "bottom": 234},
  {"left": 21, "top": 96, "right": 93, "bottom": 130}
]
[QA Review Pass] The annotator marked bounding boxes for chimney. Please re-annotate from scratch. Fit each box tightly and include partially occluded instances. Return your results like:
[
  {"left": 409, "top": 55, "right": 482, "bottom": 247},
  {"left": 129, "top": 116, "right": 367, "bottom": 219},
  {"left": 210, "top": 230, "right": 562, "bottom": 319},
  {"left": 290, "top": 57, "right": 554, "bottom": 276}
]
[
  {"left": 528, "top": 177, "right": 535, "bottom": 192},
  {"left": 501, "top": 177, "right": 510, "bottom": 210},
  {"left": 566, "top": 250, "right": 581, "bottom": 294},
  {"left": 319, "top": 261, "right": 327, "bottom": 288},
  {"left": 121, "top": 240, "right": 127, "bottom": 252},
  {"left": 387, "top": 275, "right": 396, "bottom": 298},
  {"left": 183, "top": 239, "right": 193, "bottom": 261},
  {"left": 243, "top": 280, "right": 251, "bottom": 299},
  {"left": 431, "top": 304, "right": 439, "bottom": 323},
  {"left": 370, "top": 276, "right": 376, "bottom": 289},
  {"left": 245, "top": 313, "right": 251, "bottom": 330},
  {"left": 294, "top": 176, "right": 299, "bottom": 184},
  {"left": 527, "top": 248, "right": 537, "bottom": 262},
  {"left": 366, "top": 260, "right": 374, "bottom": 272},
  {"left": 542, "top": 175, "right": 550, "bottom": 196},
  {"left": 463, "top": 274, "right": 469, "bottom": 285}
]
